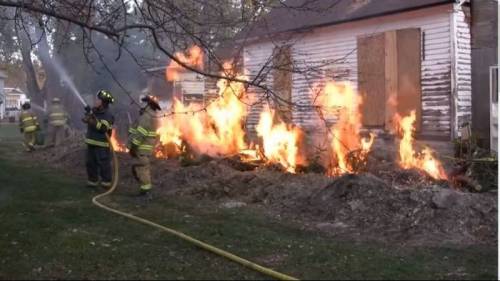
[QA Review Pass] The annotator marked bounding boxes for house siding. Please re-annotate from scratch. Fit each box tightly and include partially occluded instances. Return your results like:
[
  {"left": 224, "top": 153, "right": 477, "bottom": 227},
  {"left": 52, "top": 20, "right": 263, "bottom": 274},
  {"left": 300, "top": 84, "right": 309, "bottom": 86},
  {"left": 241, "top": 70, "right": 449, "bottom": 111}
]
[
  {"left": 243, "top": 4, "right": 465, "bottom": 140},
  {"left": 452, "top": 4, "right": 472, "bottom": 137},
  {"left": 0, "top": 74, "right": 4, "bottom": 120}
]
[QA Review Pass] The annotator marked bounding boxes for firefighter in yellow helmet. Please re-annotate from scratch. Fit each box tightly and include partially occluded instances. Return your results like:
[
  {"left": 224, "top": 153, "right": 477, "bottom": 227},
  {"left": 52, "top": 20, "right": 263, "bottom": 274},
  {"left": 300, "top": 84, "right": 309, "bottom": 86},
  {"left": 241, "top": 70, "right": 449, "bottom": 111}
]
[
  {"left": 19, "top": 101, "right": 40, "bottom": 152},
  {"left": 127, "top": 94, "right": 161, "bottom": 196},
  {"left": 47, "top": 97, "right": 68, "bottom": 147},
  {"left": 82, "top": 90, "right": 115, "bottom": 189}
]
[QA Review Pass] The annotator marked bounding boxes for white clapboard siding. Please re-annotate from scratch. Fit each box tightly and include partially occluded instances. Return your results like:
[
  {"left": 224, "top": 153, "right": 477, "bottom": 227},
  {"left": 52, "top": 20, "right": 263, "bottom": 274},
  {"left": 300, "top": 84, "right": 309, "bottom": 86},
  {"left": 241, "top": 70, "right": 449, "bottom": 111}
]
[
  {"left": 244, "top": 42, "right": 275, "bottom": 132},
  {"left": 0, "top": 74, "right": 4, "bottom": 120},
  {"left": 452, "top": 4, "right": 472, "bottom": 136},
  {"left": 243, "top": 4, "right": 468, "bottom": 139},
  {"left": 176, "top": 72, "right": 205, "bottom": 96}
]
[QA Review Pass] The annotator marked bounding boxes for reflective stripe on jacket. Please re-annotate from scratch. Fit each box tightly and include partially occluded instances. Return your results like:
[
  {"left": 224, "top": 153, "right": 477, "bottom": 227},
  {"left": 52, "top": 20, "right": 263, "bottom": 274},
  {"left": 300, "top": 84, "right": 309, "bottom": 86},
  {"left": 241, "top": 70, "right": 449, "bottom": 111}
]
[
  {"left": 128, "top": 107, "right": 157, "bottom": 153},
  {"left": 48, "top": 105, "right": 68, "bottom": 126},
  {"left": 85, "top": 107, "right": 114, "bottom": 148},
  {"left": 20, "top": 110, "right": 39, "bottom": 133}
]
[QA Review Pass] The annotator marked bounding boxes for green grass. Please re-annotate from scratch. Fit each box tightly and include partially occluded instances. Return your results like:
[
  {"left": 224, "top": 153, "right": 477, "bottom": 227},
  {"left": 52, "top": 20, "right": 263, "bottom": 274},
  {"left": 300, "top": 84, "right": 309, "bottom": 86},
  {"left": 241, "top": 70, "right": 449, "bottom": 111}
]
[
  {"left": 0, "top": 122, "right": 21, "bottom": 140},
  {"left": 0, "top": 124, "right": 497, "bottom": 280}
]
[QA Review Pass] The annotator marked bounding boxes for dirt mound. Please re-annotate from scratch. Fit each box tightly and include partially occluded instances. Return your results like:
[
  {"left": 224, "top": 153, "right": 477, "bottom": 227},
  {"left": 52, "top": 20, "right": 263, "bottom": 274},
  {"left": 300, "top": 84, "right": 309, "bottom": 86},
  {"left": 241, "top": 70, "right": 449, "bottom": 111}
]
[
  {"left": 31, "top": 143, "right": 497, "bottom": 247},
  {"left": 155, "top": 159, "right": 496, "bottom": 246}
]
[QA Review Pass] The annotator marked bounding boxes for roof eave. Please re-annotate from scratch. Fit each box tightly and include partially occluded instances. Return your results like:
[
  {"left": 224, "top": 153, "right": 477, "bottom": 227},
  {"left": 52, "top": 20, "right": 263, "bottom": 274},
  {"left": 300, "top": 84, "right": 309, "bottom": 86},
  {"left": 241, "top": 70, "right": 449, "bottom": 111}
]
[{"left": 240, "top": 0, "right": 456, "bottom": 45}]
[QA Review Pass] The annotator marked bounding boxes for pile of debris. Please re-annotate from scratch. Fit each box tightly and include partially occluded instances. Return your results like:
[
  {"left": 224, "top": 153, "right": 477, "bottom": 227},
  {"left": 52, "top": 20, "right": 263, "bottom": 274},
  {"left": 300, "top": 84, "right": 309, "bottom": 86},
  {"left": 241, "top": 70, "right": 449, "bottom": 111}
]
[
  {"left": 31, "top": 139, "right": 497, "bottom": 247},
  {"left": 142, "top": 157, "right": 496, "bottom": 246}
]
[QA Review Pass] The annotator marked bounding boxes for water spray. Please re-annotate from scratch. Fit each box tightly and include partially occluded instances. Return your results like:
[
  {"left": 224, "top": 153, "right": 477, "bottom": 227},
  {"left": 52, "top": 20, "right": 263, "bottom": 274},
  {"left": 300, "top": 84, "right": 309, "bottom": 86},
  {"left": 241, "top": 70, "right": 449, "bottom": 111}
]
[
  {"left": 30, "top": 103, "right": 47, "bottom": 113},
  {"left": 45, "top": 56, "right": 88, "bottom": 107}
]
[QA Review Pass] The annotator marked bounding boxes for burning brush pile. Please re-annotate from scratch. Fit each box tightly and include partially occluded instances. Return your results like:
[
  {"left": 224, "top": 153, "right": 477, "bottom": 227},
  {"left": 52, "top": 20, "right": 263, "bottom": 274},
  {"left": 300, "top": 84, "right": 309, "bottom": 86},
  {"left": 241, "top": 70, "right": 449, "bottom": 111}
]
[
  {"left": 119, "top": 47, "right": 450, "bottom": 183},
  {"left": 34, "top": 46, "right": 496, "bottom": 246}
]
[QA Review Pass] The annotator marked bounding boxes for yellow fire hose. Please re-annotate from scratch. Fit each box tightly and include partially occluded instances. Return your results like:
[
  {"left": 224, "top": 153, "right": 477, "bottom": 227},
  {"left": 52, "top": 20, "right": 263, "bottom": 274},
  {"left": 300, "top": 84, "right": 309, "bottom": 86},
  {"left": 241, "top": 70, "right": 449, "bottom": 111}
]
[{"left": 92, "top": 137, "right": 298, "bottom": 281}]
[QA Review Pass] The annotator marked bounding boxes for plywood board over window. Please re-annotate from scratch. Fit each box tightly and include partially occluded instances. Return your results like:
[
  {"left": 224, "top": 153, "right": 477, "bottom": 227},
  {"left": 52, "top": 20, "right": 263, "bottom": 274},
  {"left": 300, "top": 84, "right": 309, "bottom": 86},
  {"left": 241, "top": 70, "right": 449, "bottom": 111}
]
[
  {"left": 272, "top": 45, "right": 293, "bottom": 123},
  {"left": 358, "top": 28, "right": 422, "bottom": 132},
  {"left": 358, "top": 33, "right": 386, "bottom": 127},
  {"left": 396, "top": 28, "right": 422, "bottom": 132}
]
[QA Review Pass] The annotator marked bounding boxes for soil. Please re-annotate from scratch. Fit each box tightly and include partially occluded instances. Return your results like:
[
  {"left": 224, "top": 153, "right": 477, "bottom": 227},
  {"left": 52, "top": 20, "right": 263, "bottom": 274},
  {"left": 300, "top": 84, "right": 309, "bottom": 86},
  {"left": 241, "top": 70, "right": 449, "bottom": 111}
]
[{"left": 33, "top": 137, "right": 498, "bottom": 247}]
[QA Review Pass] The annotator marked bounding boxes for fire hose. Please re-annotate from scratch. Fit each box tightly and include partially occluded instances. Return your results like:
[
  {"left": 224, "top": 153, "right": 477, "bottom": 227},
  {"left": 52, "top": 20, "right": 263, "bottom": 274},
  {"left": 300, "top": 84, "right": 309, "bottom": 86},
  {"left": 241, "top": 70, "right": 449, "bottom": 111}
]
[{"left": 91, "top": 134, "right": 298, "bottom": 281}]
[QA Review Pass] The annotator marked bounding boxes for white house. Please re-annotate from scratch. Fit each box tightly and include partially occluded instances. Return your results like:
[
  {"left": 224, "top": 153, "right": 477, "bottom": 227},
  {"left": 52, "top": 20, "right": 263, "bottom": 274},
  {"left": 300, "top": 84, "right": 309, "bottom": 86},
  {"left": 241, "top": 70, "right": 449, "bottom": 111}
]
[
  {"left": 0, "top": 69, "right": 6, "bottom": 120},
  {"left": 144, "top": 66, "right": 207, "bottom": 107},
  {"left": 241, "top": 0, "right": 472, "bottom": 143},
  {"left": 4, "top": 88, "right": 28, "bottom": 120}
]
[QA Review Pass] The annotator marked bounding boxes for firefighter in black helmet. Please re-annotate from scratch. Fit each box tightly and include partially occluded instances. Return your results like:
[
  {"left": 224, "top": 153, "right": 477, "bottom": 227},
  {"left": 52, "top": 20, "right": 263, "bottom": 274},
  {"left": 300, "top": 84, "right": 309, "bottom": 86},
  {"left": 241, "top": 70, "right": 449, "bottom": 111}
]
[
  {"left": 82, "top": 90, "right": 115, "bottom": 189},
  {"left": 127, "top": 94, "right": 161, "bottom": 196}
]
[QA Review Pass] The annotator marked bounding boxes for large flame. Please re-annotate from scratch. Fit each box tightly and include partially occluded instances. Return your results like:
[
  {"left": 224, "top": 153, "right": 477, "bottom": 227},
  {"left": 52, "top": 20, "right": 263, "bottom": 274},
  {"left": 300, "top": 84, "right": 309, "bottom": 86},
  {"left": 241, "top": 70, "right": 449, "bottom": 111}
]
[
  {"left": 157, "top": 61, "right": 248, "bottom": 157},
  {"left": 166, "top": 45, "right": 204, "bottom": 81},
  {"left": 155, "top": 117, "right": 183, "bottom": 158},
  {"left": 396, "top": 111, "right": 447, "bottom": 180},
  {"left": 256, "top": 107, "right": 301, "bottom": 173},
  {"left": 318, "top": 82, "right": 375, "bottom": 175},
  {"left": 110, "top": 129, "right": 129, "bottom": 153},
  {"left": 157, "top": 46, "right": 448, "bottom": 182}
]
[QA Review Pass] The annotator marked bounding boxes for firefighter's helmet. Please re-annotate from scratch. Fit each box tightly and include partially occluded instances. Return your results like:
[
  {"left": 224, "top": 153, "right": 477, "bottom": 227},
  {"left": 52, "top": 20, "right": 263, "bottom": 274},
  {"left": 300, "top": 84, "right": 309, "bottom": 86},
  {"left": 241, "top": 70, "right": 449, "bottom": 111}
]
[
  {"left": 22, "top": 101, "right": 31, "bottom": 110},
  {"left": 141, "top": 95, "right": 161, "bottom": 111},
  {"left": 97, "top": 90, "right": 115, "bottom": 105}
]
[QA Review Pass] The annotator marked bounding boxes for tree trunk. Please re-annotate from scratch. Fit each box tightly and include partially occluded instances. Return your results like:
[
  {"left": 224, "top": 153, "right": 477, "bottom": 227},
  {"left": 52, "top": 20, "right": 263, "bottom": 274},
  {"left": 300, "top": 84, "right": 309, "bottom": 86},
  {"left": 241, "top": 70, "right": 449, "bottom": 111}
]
[{"left": 18, "top": 29, "right": 43, "bottom": 105}]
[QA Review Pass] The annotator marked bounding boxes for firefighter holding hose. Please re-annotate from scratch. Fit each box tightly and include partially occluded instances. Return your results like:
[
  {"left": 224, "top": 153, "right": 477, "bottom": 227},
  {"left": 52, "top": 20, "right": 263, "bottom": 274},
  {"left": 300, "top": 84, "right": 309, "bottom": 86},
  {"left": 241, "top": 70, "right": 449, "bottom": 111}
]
[
  {"left": 127, "top": 94, "right": 161, "bottom": 196},
  {"left": 47, "top": 97, "right": 69, "bottom": 147},
  {"left": 82, "top": 90, "right": 115, "bottom": 189}
]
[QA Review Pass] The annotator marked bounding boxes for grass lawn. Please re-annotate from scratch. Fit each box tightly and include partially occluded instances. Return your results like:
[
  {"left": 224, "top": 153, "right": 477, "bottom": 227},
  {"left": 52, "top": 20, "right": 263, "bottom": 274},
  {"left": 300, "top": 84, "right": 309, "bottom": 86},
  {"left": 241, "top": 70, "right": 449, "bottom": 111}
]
[{"left": 0, "top": 123, "right": 497, "bottom": 280}]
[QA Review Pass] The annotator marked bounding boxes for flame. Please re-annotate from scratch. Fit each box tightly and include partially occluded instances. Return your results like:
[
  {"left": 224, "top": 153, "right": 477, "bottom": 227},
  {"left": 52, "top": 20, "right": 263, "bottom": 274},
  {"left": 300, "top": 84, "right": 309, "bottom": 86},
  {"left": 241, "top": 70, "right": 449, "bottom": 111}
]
[
  {"left": 239, "top": 145, "right": 261, "bottom": 162},
  {"left": 166, "top": 45, "right": 204, "bottom": 81},
  {"left": 155, "top": 117, "right": 183, "bottom": 158},
  {"left": 110, "top": 129, "right": 129, "bottom": 153},
  {"left": 396, "top": 111, "right": 447, "bottom": 180},
  {"left": 157, "top": 60, "right": 248, "bottom": 157},
  {"left": 318, "top": 82, "right": 375, "bottom": 175},
  {"left": 256, "top": 107, "right": 301, "bottom": 173},
  {"left": 397, "top": 111, "right": 417, "bottom": 169}
]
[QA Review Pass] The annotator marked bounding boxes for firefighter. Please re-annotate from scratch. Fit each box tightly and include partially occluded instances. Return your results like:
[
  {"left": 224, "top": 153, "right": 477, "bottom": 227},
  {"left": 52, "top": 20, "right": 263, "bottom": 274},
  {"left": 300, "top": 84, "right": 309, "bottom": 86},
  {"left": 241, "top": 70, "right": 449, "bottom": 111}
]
[
  {"left": 127, "top": 94, "right": 161, "bottom": 196},
  {"left": 47, "top": 97, "right": 68, "bottom": 147},
  {"left": 19, "top": 101, "right": 40, "bottom": 152},
  {"left": 82, "top": 90, "right": 115, "bottom": 189}
]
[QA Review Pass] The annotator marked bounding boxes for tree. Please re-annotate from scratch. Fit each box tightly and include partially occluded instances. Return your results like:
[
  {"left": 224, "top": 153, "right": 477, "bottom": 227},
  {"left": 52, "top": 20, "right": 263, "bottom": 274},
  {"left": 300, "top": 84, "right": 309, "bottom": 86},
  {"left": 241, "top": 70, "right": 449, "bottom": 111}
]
[{"left": 0, "top": 0, "right": 342, "bottom": 113}]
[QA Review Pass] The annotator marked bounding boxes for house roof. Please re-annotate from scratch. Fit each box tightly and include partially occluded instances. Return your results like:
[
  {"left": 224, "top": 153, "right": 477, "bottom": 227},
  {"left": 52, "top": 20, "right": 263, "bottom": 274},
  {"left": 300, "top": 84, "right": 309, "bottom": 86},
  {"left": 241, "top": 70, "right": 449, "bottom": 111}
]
[
  {"left": 4, "top": 88, "right": 25, "bottom": 96},
  {"left": 238, "top": 0, "right": 456, "bottom": 40}
]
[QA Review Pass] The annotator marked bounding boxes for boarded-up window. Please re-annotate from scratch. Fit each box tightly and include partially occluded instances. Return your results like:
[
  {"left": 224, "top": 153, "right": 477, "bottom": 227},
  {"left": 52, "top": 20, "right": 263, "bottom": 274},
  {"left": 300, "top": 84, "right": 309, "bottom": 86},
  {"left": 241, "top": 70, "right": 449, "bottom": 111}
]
[
  {"left": 358, "top": 33, "right": 386, "bottom": 127},
  {"left": 394, "top": 28, "right": 422, "bottom": 132},
  {"left": 272, "top": 45, "right": 293, "bottom": 123},
  {"left": 357, "top": 28, "right": 422, "bottom": 131}
]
